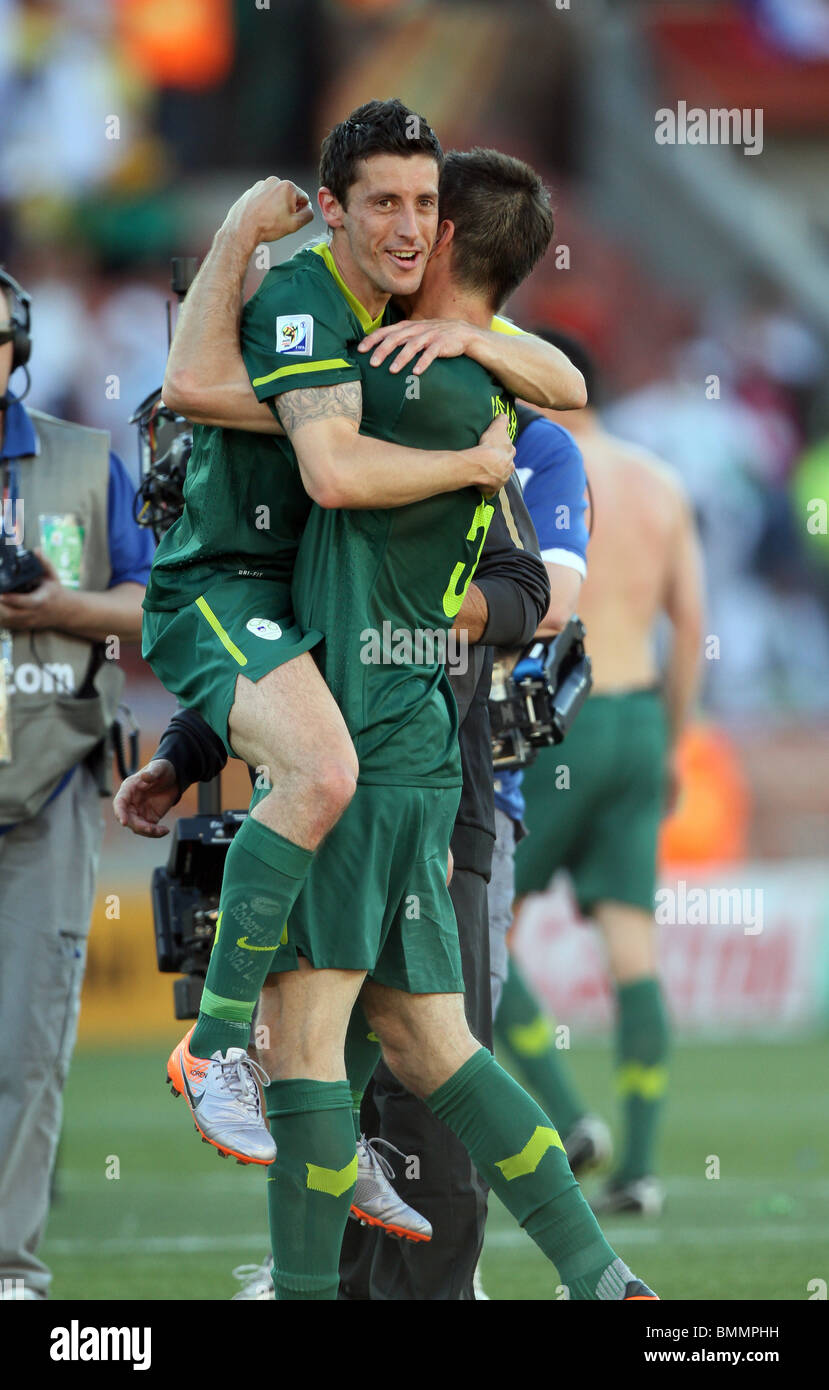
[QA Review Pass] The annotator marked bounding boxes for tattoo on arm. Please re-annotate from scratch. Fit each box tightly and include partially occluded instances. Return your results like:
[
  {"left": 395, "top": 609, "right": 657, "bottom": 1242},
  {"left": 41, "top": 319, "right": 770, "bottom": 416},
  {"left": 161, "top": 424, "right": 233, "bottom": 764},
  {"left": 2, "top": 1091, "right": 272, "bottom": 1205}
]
[{"left": 275, "top": 381, "right": 362, "bottom": 435}]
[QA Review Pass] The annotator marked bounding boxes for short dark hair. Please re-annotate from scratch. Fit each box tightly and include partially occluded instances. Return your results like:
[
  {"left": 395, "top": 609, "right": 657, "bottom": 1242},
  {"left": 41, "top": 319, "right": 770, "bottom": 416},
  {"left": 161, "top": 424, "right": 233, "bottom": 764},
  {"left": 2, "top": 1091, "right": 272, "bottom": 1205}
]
[
  {"left": 319, "top": 99, "right": 443, "bottom": 207},
  {"left": 529, "top": 327, "right": 599, "bottom": 402},
  {"left": 438, "top": 148, "right": 554, "bottom": 310}
]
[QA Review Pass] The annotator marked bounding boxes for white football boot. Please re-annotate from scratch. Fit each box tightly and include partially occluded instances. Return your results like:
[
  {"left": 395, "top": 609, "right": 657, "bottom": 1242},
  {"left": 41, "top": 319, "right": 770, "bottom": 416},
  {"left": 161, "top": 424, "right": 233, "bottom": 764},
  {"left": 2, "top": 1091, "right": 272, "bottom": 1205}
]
[{"left": 166, "top": 1027, "right": 276, "bottom": 1165}]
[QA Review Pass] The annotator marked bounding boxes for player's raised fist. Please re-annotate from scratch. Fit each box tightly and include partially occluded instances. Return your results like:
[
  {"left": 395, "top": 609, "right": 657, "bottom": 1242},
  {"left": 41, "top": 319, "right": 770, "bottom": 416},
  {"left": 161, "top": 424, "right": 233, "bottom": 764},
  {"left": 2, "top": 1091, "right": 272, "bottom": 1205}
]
[
  {"left": 470, "top": 413, "right": 516, "bottom": 496},
  {"left": 225, "top": 177, "right": 314, "bottom": 248}
]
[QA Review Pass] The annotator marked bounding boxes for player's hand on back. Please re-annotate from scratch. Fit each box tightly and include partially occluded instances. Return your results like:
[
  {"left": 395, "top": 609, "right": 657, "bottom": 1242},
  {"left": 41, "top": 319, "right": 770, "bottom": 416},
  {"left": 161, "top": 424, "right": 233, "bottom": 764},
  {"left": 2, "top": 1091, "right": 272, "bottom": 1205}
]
[
  {"left": 469, "top": 414, "right": 515, "bottom": 496},
  {"left": 113, "top": 758, "right": 181, "bottom": 838},
  {"left": 359, "top": 319, "right": 478, "bottom": 376},
  {"left": 222, "top": 177, "right": 314, "bottom": 252}
]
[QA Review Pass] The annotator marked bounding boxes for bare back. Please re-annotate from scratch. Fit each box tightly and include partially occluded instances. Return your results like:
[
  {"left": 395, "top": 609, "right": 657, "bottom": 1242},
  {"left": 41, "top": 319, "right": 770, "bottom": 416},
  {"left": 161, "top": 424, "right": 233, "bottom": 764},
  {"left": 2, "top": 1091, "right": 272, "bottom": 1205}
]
[{"left": 577, "top": 426, "right": 688, "bottom": 692}]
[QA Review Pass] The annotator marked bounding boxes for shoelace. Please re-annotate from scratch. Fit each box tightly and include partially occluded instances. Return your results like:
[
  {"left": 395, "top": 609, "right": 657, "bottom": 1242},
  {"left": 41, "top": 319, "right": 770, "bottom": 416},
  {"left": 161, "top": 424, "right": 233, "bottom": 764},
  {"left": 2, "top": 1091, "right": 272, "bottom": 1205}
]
[
  {"left": 358, "top": 1134, "right": 408, "bottom": 1182},
  {"left": 232, "top": 1258, "right": 272, "bottom": 1285},
  {"left": 217, "top": 1054, "right": 270, "bottom": 1114}
]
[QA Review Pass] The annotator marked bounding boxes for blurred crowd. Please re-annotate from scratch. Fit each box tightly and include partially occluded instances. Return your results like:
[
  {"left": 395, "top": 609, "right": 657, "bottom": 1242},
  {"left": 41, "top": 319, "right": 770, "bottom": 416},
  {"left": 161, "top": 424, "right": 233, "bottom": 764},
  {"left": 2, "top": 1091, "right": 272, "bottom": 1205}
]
[
  {"left": 2, "top": 0, "right": 829, "bottom": 717},
  {"left": 606, "top": 292, "right": 829, "bottom": 717}
]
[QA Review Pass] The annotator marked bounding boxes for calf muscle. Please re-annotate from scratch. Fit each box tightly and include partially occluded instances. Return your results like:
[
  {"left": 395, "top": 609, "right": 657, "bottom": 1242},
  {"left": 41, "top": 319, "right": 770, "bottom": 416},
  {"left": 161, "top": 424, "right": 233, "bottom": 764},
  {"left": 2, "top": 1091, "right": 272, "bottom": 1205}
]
[{"left": 259, "top": 961, "right": 365, "bottom": 1081}]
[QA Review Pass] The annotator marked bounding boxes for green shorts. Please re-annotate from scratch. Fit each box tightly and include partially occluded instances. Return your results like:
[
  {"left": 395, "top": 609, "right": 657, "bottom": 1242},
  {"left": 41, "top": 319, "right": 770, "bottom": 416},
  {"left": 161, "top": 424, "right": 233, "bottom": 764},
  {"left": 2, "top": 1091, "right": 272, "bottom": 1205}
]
[
  {"left": 264, "top": 780, "right": 465, "bottom": 994},
  {"left": 141, "top": 577, "right": 321, "bottom": 757},
  {"left": 514, "top": 689, "right": 669, "bottom": 915}
]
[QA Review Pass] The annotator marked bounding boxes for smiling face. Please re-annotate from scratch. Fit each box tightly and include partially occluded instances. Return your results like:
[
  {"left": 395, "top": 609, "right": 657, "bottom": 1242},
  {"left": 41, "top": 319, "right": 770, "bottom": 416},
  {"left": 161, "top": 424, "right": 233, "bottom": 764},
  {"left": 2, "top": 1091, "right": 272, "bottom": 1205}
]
[{"left": 319, "top": 152, "right": 440, "bottom": 317}]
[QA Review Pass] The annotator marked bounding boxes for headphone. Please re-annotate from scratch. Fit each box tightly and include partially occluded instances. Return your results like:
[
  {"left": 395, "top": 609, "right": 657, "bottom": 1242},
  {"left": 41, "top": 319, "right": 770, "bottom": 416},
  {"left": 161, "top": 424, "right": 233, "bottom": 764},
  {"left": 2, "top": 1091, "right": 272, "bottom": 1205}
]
[{"left": 0, "top": 267, "right": 32, "bottom": 372}]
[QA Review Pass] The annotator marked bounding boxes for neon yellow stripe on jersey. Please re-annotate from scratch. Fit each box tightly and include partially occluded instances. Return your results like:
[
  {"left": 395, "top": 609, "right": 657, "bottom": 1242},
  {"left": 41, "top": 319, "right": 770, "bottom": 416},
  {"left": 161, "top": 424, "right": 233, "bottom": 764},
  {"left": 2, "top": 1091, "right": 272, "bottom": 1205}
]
[
  {"left": 195, "top": 595, "right": 248, "bottom": 666},
  {"left": 491, "top": 315, "right": 525, "bottom": 335},
  {"left": 251, "top": 357, "right": 352, "bottom": 388},
  {"left": 311, "top": 242, "right": 385, "bottom": 333}
]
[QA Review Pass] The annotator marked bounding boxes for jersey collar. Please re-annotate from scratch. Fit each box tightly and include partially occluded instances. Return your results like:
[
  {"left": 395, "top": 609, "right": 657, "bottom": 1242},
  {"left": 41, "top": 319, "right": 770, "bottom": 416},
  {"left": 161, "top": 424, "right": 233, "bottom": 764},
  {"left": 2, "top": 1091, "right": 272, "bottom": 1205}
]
[{"left": 311, "top": 241, "right": 385, "bottom": 334}]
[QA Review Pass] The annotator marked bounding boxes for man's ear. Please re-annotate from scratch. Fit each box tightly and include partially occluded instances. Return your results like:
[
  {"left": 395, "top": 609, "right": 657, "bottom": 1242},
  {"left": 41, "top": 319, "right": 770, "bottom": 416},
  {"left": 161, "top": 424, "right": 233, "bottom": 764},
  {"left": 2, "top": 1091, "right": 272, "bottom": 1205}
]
[
  {"left": 318, "top": 186, "right": 345, "bottom": 230},
  {"left": 429, "top": 218, "right": 455, "bottom": 259},
  {"left": 0, "top": 339, "right": 13, "bottom": 395}
]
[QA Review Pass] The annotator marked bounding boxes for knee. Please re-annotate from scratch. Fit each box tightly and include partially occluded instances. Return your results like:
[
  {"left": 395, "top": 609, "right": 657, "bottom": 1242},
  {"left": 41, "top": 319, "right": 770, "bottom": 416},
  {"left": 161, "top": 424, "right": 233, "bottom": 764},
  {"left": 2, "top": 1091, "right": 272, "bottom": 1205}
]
[
  {"left": 255, "top": 751, "right": 357, "bottom": 838},
  {"left": 379, "top": 1046, "right": 427, "bottom": 1099},
  {"left": 368, "top": 1016, "right": 425, "bottom": 1098},
  {"left": 307, "top": 756, "right": 358, "bottom": 831}
]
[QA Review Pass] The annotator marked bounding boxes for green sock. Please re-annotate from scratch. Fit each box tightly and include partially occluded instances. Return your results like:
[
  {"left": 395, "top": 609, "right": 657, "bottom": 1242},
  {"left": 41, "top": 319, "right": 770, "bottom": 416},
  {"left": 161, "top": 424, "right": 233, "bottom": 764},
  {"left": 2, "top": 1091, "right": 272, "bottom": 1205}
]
[
  {"left": 190, "top": 815, "right": 313, "bottom": 1059},
  {"left": 428, "top": 1049, "right": 632, "bottom": 1300},
  {"left": 344, "top": 1002, "right": 381, "bottom": 1141},
  {"left": 265, "top": 1078, "right": 357, "bottom": 1300},
  {"left": 614, "top": 977, "right": 670, "bottom": 1183},
  {"left": 495, "top": 955, "right": 586, "bottom": 1137}
]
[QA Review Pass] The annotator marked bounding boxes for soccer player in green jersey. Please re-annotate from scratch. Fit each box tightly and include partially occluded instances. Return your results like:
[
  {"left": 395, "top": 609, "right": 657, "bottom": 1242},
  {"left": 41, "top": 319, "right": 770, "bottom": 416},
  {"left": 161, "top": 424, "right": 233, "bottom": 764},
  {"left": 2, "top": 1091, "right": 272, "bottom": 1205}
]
[
  {"left": 167, "top": 136, "right": 658, "bottom": 1300},
  {"left": 146, "top": 100, "right": 586, "bottom": 1166}
]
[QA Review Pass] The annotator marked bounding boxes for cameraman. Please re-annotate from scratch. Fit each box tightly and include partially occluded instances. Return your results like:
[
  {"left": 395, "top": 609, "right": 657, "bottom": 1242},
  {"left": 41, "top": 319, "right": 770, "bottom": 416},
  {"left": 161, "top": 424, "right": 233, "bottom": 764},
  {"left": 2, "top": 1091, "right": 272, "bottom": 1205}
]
[{"left": 0, "top": 268, "right": 154, "bottom": 1300}]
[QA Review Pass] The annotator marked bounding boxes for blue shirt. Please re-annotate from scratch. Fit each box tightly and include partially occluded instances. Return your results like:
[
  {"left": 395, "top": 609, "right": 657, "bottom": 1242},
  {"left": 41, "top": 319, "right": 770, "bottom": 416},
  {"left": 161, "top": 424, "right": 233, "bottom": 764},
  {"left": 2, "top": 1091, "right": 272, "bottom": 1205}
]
[
  {"left": 494, "top": 417, "right": 588, "bottom": 824},
  {"left": 514, "top": 417, "right": 589, "bottom": 574},
  {"left": 1, "top": 396, "right": 155, "bottom": 586},
  {"left": 0, "top": 396, "right": 155, "bottom": 831}
]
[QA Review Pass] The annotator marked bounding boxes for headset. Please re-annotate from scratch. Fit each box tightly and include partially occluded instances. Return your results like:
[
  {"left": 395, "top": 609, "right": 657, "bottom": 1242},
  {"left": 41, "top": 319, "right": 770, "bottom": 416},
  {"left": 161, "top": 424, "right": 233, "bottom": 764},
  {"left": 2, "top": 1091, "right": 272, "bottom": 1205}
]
[{"left": 0, "top": 266, "right": 32, "bottom": 372}]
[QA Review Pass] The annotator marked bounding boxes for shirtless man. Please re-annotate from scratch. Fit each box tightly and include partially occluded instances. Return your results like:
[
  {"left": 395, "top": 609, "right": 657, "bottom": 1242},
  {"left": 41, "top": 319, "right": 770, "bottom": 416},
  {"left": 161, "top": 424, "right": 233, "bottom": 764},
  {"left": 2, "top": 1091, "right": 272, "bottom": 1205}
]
[{"left": 492, "top": 330, "right": 705, "bottom": 1216}]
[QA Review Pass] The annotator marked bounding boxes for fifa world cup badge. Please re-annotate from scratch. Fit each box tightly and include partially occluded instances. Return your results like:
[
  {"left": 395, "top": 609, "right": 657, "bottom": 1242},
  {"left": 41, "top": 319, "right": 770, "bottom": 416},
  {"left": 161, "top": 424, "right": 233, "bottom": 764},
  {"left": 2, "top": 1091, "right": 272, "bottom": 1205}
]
[{"left": 275, "top": 314, "right": 314, "bottom": 356}]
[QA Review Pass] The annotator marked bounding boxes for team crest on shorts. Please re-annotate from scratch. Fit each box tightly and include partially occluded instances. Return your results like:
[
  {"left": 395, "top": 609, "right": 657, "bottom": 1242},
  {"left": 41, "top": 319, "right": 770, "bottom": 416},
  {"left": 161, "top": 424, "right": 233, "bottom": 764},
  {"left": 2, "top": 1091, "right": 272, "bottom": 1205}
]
[
  {"left": 246, "top": 618, "right": 283, "bottom": 640},
  {"left": 276, "top": 314, "right": 313, "bottom": 356}
]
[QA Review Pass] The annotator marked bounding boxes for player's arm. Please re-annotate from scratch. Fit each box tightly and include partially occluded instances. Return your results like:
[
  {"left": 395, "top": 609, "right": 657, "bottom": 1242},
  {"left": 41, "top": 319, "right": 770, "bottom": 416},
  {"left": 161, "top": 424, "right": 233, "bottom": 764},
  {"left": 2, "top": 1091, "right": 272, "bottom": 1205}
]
[
  {"left": 452, "top": 584, "right": 489, "bottom": 644},
  {"left": 662, "top": 484, "right": 705, "bottom": 748},
  {"left": 161, "top": 178, "right": 312, "bottom": 434},
  {"left": 113, "top": 707, "right": 228, "bottom": 837},
  {"left": 516, "top": 414, "right": 589, "bottom": 638},
  {"left": 536, "top": 561, "right": 583, "bottom": 638},
  {"left": 277, "top": 387, "right": 515, "bottom": 509},
  {"left": 468, "top": 555, "right": 580, "bottom": 654},
  {"left": 0, "top": 564, "right": 145, "bottom": 642},
  {"left": 359, "top": 318, "right": 587, "bottom": 409}
]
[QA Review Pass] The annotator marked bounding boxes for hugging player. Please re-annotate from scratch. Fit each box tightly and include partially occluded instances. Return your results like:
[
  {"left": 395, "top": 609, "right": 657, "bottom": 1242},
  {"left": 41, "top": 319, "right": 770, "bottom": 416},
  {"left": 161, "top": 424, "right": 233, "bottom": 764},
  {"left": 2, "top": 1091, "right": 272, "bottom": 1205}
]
[{"left": 132, "top": 99, "right": 657, "bottom": 1301}]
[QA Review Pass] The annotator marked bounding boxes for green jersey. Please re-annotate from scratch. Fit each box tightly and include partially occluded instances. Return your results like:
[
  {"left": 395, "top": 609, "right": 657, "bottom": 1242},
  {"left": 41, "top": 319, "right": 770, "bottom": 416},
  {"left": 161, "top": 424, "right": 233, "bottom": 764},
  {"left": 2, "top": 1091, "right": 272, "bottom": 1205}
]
[
  {"left": 143, "top": 241, "right": 387, "bottom": 611},
  {"left": 292, "top": 355, "right": 517, "bottom": 787}
]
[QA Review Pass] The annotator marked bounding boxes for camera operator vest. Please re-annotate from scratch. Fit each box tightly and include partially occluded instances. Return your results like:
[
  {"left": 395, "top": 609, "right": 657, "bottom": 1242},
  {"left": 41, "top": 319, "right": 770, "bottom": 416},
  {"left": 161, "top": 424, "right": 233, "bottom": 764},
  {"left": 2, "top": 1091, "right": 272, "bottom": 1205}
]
[{"left": 0, "top": 409, "right": 124, "bottom": 825}]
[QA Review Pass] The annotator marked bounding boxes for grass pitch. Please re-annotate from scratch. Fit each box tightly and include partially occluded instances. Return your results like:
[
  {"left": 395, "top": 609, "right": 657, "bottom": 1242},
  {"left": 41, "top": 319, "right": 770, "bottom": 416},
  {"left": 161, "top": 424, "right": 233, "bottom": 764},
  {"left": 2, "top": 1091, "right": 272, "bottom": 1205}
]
[{"left": 43, "top": 1035, "right": 828, "bottom": 1301}]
